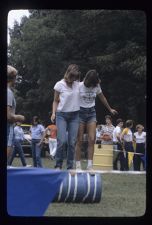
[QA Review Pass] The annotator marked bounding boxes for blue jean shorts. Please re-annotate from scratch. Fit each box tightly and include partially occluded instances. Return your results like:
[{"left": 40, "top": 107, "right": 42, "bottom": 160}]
[{"left": 79, "top": 107, "right": 96, "bottom": 124}]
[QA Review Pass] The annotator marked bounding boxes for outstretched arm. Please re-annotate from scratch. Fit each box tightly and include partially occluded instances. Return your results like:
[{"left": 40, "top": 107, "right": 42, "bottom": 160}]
[{"left": 97, "top": 93, "right": 118, "bottom": 115}]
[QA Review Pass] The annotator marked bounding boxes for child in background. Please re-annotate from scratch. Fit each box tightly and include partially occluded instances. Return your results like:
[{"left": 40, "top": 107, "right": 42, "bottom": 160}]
[
  {"left": 96, "top": 124, "right": 102, "bottom": 144},
  {"left": 40, "top": 123, "right": 57, "bottom": 160},
  {"left": 113, "top": 118, "right": 125, "bottom": 170},
  {"left": 133, "top": 124, "right": 146, "bottom": 171},
  {"left": 8, "top": 122, "right": 31, "bottom": 167},
  {"left": 101, "top": 115, "right": 115, "bottom": 145},
  {"left": 30, "top": 116, "right": 45, "bottom": 167},
  {"left": 121, "top": 120, "right": 134, "bottom": 170}
]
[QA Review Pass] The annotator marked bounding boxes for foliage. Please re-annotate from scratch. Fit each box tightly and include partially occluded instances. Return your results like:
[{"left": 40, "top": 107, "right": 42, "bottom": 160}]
[{"left": 8, "top": 10, "right": 146, "bottom": 126}]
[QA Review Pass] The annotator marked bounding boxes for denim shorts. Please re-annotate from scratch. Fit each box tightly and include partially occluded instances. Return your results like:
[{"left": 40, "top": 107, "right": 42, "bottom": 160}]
[{"left": 79, "top": 107, "right": 96, "bottom": 124}]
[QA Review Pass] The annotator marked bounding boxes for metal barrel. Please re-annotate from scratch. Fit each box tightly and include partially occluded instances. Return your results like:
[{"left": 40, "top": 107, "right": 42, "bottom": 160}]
[{"left": 53, "top": 172, "right": 102, "bottom": 203}]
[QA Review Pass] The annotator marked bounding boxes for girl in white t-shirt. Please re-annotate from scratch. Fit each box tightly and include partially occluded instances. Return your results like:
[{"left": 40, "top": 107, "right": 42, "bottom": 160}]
[
  {"left": 134, "top": 124, "right": 146, "bottom": 171},
  {"left": 51, "top": 64, "right": 81, "bottom": 170},
  {"left": 75, "top": 69, "right": 118, "bottom": 171}
]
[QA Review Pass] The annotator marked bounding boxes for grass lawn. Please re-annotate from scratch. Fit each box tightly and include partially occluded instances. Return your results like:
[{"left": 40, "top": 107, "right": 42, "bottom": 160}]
[{"left": 11, "top": 155, "right": 146, "bottom": 217}]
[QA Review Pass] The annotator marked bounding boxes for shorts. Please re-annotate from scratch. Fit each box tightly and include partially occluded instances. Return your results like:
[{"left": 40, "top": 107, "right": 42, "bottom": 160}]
[
  {"left": 7, "top": 123, "right": 14, "bottom": 147},
  {"left": 79, "top": 107, "right": 96, "bottom": 124},
  {"left": 124, "top": 141, "right": 134, "bottom": 152}
]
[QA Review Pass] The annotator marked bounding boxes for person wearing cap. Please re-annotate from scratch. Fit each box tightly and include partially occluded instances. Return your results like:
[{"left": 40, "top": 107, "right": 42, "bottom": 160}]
[{"left": 7, "top": 65, "right": 25, "bottom": 160}]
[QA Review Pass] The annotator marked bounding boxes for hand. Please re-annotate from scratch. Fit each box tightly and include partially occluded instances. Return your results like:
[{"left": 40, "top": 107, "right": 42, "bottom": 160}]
[
  {"left": 51, "top": 113, "right": 56, "bottom": 123},
  {"left": 110, "top": 109, "right": 118, "bottom": 115},
  {"left": 37, "top": 142, "right": 42, "bottom": 147}
]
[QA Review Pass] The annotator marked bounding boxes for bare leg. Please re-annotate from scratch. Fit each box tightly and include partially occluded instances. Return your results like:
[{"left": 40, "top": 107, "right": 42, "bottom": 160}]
[
  {"left": 86, "top": 122, "right": 96, "bottom": 160},
  {"left": 75, "top": 123, "right": 86, "bottom": 161}
]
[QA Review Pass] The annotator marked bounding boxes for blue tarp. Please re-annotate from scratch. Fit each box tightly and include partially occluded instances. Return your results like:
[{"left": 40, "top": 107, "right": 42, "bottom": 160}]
[{"left": 7, "top": 167, "right": 68, "bottom": 217}]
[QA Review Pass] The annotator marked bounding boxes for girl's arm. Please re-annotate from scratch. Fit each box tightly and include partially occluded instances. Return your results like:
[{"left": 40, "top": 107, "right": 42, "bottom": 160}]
[
  {"left": 116, "top": 132, "right": 121, "bottom": 143},
  {"left": 51, "top": 91, "right": 60, "bottom": 123},
  {"left": 133, "top": 133, "right": 136, "bottom": 142},
  {"left": 97, "top": 93, "right": 118, "bottom": 115}
]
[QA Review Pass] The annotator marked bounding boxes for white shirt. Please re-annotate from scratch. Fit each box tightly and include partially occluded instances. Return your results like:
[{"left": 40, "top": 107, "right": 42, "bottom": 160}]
[
  {"left": 54, "top": 79, "right": 80, "bottom": 112},
  {"left": 113, "top": 126, "right": 122, "bottom": 142},
  {"left": 79, "top": 82, "right": 102, "bottom": 108},
  {"left": 101, "top": 124, "right": 115, "bottom": 144},
  {"left": 121, "top": 128, "right": 133, "bottom": 142},
  {"left": 134, "top": 132, "right": 146, "bottom": 143}
]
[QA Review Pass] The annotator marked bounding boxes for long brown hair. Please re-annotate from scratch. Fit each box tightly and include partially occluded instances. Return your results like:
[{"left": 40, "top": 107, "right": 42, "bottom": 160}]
[
  {"left": 64, "top": 64, "right": 80, "bottom": 85},
  {"left": 84, "top": 69, "right": 100, "bottom": 88}
]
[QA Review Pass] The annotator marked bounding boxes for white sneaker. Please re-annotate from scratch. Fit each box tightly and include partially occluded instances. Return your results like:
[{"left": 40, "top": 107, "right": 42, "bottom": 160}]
[
  {"left": 7, "top": 166, "right": 15, "bottom": 168},
  {"left": 86, "top": 166, "right": 95, "bottom": 175},
  {"left": 55, "top": 167, "right": 61, "bottom": 171},
  {"left": 68, "top": 169, "right": 76, "bottom": 176},
  {"left": 25, "top": 164, "right": 32, "bottom": 167},
  {"left": 76, "top": 165, "right": 82, "bottom": 171}
]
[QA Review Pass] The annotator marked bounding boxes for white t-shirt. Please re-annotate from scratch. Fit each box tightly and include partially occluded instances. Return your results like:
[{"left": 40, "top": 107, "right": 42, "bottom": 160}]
[
  {"left": 54, "top": 79, "right": 80, "bottom": 112},
  {"left": 113, "top": 126, "right": 122, "bottom": 142},
  {"left": 79, "top": 82, "right": 102, "bottom": 108},
  {"left": 121, "top": 128, "right": 133, "bottom": 142},
  {"left": 134, "top": 132, "right": 146, "bottom": 143}
]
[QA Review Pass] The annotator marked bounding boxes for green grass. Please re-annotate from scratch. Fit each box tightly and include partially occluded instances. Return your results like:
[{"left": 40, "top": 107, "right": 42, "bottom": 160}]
[{"left": 11, "top": 155, "right": 146, "bottom": 217}]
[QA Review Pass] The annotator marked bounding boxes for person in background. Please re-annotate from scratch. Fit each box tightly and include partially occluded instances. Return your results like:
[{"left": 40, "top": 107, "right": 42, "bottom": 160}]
[
  {"left": 75, "top": 70, "right": 117, "bottom": 171},
  {"left": 7, "top": 65, "right": 25, "bottom": 160},
  {"left": 51, "top": 64, "right": 81, "bottom": 170},
  {"left": 120, "top": 120, "right": 134, "bottom": 170},
  {"left": 113, "top": 118, "right": 125, "bottom": 170},
  {"left": 100, "top": 115, "right": 115, "bottom": 145},
  {"left": 133, "top": 124, "right": 146, "bottom": 171},
  {"left": 39, "top": 123, "right": 57, "bottom": 160},
  {"left": 96, "top": 124, "right": 102, "bottom": 144},
  {"left": 30, "top": 116, "right": 45, "bottom": 167},
  {"left": 81, "top": 133, "right": 88, "bottom": 161},
  {"left": 7, "top": 122, "right": 31, "bottom": 167}
]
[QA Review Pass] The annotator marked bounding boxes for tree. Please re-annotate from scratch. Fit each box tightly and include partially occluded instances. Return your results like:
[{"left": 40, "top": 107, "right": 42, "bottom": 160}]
[{"left": 8, "top": 10, "right": 146, "bottom": 127}]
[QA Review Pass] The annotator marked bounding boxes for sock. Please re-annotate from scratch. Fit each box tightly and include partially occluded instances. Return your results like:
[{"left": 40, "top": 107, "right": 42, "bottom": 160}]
[
  {"left": 87, "top": 160, "right": 93, "bottom": 168},
  {"left": 76, "top": 161, "right": 81, "bottom": 168}
]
